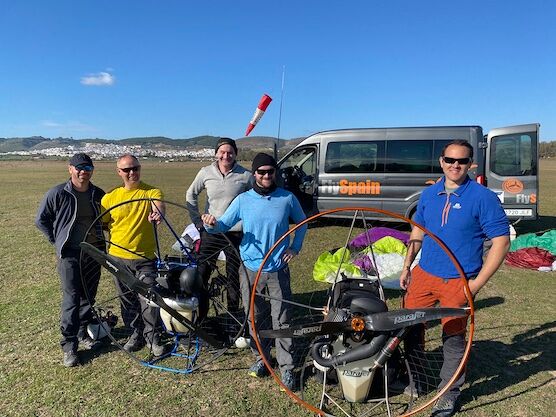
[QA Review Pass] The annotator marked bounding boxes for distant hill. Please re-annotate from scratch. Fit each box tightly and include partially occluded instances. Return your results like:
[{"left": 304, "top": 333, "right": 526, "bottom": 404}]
[
  {"left": 237, "top": 136, "right": 304, "bottom": 149},
  {"left": 0, "top": 135, "right": 307, "bottom": 153},
  {"left": 31, "top": 138, "right": 84, "bottom": 150},
  {"left": 0, "top": 136, "right": 48, "bottom": 152}
]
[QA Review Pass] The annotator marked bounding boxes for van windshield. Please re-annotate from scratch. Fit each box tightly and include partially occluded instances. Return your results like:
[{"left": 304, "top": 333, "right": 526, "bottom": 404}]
[{"left": 281, "top": 147, "right": 316, "bottom": 173}]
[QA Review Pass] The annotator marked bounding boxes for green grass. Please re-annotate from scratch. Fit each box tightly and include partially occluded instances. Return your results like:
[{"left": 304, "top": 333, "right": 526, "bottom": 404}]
[{"left": 0, "top": 159, "right": 555, "bottom": 417}]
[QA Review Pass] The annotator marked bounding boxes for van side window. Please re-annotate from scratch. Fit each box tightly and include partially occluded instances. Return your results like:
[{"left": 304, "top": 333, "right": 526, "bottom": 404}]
[
  {"left": 325, "top": 141, "right": 385, "bottom": 173},
  {"left": 385, "top": 140, "right": 434, "bottom": 173},
  {"left": 490, "top": 133, "right": 537, "bottom": 176}
]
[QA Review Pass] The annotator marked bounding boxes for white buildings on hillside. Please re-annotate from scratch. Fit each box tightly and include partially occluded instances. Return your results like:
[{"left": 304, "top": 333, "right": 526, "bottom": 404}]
[{"left": 0, "top": 142, "right": 214, "bottom": 160}]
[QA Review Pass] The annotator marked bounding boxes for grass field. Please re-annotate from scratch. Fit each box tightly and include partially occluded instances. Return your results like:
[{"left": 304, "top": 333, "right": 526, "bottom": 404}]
[{"left": 0, "top": 159, "right": 554, "bottom": 417}]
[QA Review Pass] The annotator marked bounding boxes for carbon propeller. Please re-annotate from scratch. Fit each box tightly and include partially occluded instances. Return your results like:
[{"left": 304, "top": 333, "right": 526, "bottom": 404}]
[{"left": 259, "top": 307, "right": 469, "bottom": 339}]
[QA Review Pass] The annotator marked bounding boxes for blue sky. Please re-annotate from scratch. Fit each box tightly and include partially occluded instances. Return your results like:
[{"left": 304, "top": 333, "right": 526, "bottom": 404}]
[{"left": 1, "top": 1, "right": 554, "bottom": 140}]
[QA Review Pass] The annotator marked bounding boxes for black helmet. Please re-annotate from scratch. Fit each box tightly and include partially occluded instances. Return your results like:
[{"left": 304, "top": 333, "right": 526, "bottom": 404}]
[{"left": 179, "top": 267, "right": 202, "bottom": 296}]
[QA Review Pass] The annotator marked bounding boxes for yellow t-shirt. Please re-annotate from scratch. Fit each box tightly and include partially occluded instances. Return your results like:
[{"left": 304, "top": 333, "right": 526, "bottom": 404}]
[{"left": 101, "top": 182, "right": 163, "bottom": 259}]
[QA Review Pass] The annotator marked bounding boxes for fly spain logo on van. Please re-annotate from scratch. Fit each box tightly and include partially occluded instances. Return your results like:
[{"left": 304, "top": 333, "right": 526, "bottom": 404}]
[
  {"left": 340, "top": 180, "right": 381, "bottom": 196},
  {"left": 321, "top": 180, "right": 382, "bottom": 196},
  {"left": 516, "top": 193, "right": 536, "bottom": 204}
]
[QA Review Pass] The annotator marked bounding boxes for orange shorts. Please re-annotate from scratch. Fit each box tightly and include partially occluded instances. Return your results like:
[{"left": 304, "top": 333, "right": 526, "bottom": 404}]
[{"left": 404, "top": 265, "right": 469, "bottom": 336}]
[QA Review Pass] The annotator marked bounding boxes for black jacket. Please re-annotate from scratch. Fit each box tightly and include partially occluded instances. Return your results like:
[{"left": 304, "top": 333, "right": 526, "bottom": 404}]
[{"left": 35, "top": 179, "right": 105, "bottom": 258}]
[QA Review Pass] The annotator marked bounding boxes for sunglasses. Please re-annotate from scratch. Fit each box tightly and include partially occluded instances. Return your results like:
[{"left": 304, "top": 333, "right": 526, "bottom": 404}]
[
  {"left": 255, "top": 168, "right": 276, "bottom": 176},
  {"left": 443, "top": 156, "right": 471, "bottom": 165},
  {"left": 118, "top": 166, "right": 141, "bottom": 173},
  {"left": 74, "top": 164, "right": 94, "bottom": 172}
]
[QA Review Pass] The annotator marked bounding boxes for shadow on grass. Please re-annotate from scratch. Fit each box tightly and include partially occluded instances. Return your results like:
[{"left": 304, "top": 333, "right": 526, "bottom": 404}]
[
  {"left": 474, "top": 296, "right": 505, "bottom": 311},
  {"left": 79, "top": 340, "right": 122, "bottom": 364},
  {"left": 460, "top": 320, "right": 556, "bottom": 412}
]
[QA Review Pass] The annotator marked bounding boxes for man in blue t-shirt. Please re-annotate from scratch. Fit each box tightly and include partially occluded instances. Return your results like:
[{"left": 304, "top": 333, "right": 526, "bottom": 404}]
[
  {"left": 202, "top": 153, "right": 307, "bottom": 392},
  {"left": 400, "top": 140, "right": 510, "bottom": 417}
]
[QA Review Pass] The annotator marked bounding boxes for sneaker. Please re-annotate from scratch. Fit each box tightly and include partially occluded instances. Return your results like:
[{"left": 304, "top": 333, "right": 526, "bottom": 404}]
[
  {"left": 431, "top": 396, "right": 457, "bottom": 417},
  {"left": 248, "top": 360, "right": 270, "bottom": 378},
  {"left": 123, "top": 335, "right": 145, "bottom": 353},
  {"left": 403, "top": 383, "right": 420, "bottom": 399},
  {"left": 78, "top": 335, "right": 101, "bottom": 351},
  {"left": 63, "top": 350, "right": 79, "bottom": 367},
  {"left": 388, "top": 379, "right": 419, "bottom": 399},
  {"left": 280, "top": 369, "right": 296, "bottom": 391},
  {"left": 234, "top": 336, "right": 250, "bottom": 349},
  {"left": 147, "top": 340, "right": 170, "bottom": 357}
]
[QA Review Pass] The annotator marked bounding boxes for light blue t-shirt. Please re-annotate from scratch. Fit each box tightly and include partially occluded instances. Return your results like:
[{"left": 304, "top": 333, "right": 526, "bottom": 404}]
[{"left": 205, "top": 188, "right": 307, "bottom": 272}]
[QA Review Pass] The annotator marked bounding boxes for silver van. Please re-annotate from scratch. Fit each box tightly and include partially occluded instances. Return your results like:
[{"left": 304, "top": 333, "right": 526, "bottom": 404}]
[{"left": 277, "top": 124, "right": 539, "bottom": 222}]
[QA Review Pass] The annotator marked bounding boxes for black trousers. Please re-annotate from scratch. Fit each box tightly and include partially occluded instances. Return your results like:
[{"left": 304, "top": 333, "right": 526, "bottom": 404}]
[
  {"left": 197, "top": 230, "right": 242, "bottom": 319},
  {"left": 112, "top": 257, "right": 161, "bottom": 344},
  {"left": 57, "top": 250, "right": 100, "bottom": 353}
]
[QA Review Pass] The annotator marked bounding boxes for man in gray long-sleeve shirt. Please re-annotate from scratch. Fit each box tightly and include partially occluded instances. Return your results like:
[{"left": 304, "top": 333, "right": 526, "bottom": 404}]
[{"left": 186, "top": 138, "right": 252, "bottom": 324}]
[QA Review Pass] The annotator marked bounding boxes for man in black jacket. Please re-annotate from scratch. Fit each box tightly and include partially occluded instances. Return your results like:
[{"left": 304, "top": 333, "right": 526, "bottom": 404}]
[{"left": 36, "top": 153, "right": 105, "bottom": 367}]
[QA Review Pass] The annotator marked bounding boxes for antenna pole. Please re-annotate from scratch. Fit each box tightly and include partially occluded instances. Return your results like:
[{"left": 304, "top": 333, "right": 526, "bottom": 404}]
[{"left": 276, "top": 65, "right": 286, "bottom": 159}]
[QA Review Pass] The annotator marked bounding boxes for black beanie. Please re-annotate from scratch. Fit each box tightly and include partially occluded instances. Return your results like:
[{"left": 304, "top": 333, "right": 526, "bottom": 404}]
[
  {"left": 215, "top": 137, "right": 238, "bottom": 154},
  {"left": 252, "top": 153, "right": 277, "bottom": 172}
]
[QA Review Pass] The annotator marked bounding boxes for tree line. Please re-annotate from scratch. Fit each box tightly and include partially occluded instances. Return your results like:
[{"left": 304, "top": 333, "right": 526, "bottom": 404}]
[{"left": 540, "top": 141, "right": 556, "bottom": 158}]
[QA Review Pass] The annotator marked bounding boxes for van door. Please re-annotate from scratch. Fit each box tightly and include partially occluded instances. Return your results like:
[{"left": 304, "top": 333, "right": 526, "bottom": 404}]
[
  {"left": 277, "top": 146, "right": 318, "bottom": 215},
  {"left": 486, "top": 123, "right": 539, "bottom": 221},
  {"left": 319, "top": 140, "right": 386, "bottom": 214}
]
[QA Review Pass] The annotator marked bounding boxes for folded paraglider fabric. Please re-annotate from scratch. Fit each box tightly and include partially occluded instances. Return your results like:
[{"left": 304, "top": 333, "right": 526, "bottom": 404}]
[
  {"left": 362, "top": 236, "right": 408, "bottom": 256},
  {"left": 510, "top": 230, "right": 556, "bottom": 255},
  {"left": 505, "top": 247, "right": 555, "bottom": 269},
  {"left": 313, "top": 247, "right": 363, "bottom": 283},
  {"left": 349, "top": 227, "right": 410, "bottom": 248},
  {"left": 353, "top": 237, "right": 421, "bottom": 291}
]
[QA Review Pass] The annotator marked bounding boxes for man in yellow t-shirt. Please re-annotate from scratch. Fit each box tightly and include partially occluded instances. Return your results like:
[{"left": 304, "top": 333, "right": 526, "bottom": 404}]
[{"left": 101, "top": 154, "right": 167, "bottom": 356}]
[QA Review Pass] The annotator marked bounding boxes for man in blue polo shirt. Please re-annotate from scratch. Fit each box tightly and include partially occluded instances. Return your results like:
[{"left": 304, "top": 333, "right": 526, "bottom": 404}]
[{"left": 400, "top": 140, "right": 510, "bottom": 417}]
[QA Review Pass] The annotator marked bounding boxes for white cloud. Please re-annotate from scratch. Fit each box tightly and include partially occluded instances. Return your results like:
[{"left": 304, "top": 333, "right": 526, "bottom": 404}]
[
  {"left": 41, "top": 120, "right": 95, "bottom": 132},
  {"left": 42, "top": 120, "right": 63, "bottom": 128},
  {"left": 80, "top": 71, "right": 115, "bottom": 86}
]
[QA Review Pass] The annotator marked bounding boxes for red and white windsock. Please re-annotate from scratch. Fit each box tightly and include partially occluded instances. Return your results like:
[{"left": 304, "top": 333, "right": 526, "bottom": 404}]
[{"left": 245, "top": 94, "right": 272, "bottom": 136}]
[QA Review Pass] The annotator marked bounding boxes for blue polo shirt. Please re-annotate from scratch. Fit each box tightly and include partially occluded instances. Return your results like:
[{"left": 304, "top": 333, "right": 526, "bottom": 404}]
[{"left": 414, "top": 176, "right": 509, "bottom": 278}]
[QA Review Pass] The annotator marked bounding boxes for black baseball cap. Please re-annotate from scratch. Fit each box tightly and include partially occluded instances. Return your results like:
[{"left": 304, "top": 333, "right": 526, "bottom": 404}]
[{"left": 69, "top": 153, "right": 94, "bottom": 167}]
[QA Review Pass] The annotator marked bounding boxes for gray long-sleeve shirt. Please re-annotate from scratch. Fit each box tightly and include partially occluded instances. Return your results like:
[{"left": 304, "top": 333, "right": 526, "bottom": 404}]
[{"left": 186, "top": 161, "right": 252, "bottom": 232}]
